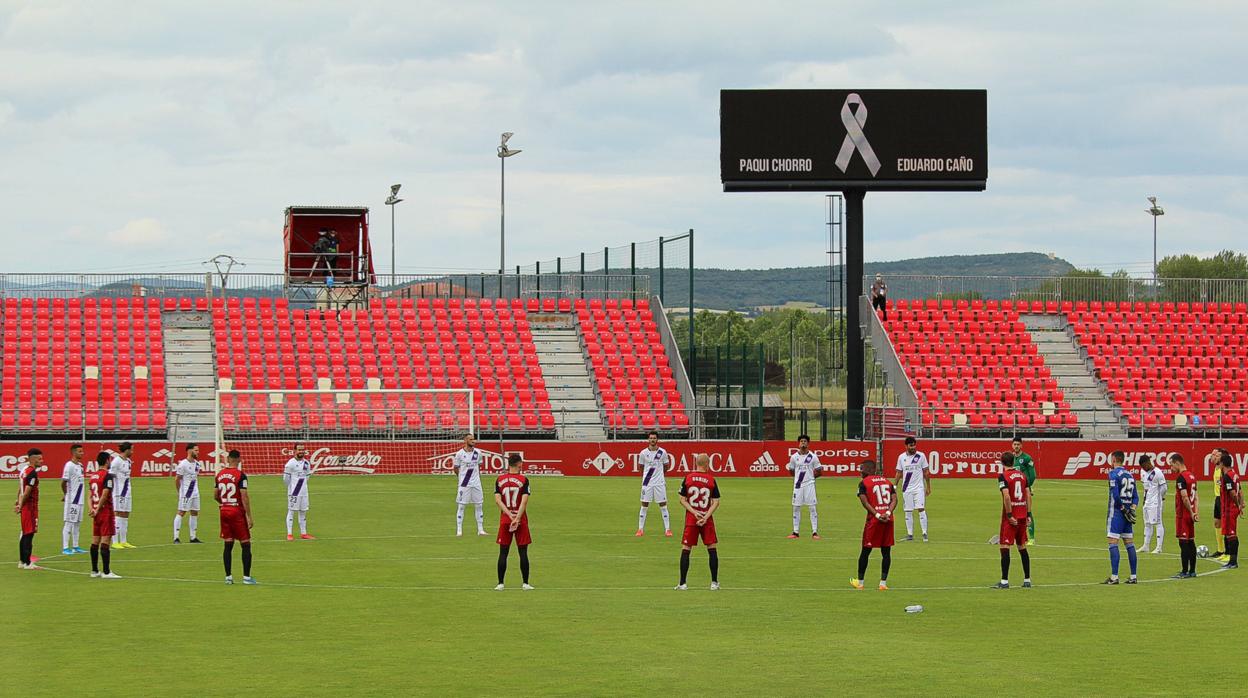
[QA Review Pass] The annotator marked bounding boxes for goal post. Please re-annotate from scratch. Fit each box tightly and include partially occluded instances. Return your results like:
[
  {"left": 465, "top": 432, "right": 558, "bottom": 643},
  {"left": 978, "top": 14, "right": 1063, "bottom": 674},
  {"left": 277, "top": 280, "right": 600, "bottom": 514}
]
[{"left": 214, "top": 388, "right": 474, "bottom": 475}]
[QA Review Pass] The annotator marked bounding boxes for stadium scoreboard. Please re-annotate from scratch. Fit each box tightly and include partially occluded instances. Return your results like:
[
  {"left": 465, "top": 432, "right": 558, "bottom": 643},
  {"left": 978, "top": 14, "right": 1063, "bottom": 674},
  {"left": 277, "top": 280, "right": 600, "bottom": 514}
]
[{"left": 720, "top": 89, "right": 987, "bottom": 192}]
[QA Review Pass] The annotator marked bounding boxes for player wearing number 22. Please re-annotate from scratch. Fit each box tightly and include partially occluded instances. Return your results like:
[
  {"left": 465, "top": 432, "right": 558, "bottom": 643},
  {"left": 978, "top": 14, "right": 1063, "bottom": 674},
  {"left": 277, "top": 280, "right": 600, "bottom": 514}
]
[
  {"left": 676, "top": 454, "right": 721, "bottom": 591},
  {"left": 215, "top": 450, "right": 257, "bottom": 585},
  {"left": 852, "top": 460, "right": 896, "bottom": 591},
  {"left": 994, "top": 453, "right": 1032, "bottom": 589},
  {"left": 494, "top": 453, "right": 533, "bottom": 590}
]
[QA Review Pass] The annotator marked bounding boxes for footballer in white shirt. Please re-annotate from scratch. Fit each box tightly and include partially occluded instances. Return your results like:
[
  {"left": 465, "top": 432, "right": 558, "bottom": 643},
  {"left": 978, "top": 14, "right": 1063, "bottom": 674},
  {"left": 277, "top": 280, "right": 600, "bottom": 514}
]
[
  {"left": 1139, "top": 454, "right": 1168, "bottom": 554},
  {"left": 60, "top": 444, "right": 87, "bottom": 555},
  {"left": 453, "top": 434, "right": 488, "bottom": 537},
  {"left": 786, "top": 435, "right": 823, "bottom": 539},
  {"left": 172, "top": 443, "right": 204, "bottom": 544},
  {"left": 283, "top": 443, "right": 315, "bottom": 540},
  {"left": 109, "top": 442, "right": 136, "bottom": 548},
  {"left": 635, "top": 431, "right": 673, "bottom": 537},
  {"left": 894, "top": 436, "right": 931, "bottom": 542}
]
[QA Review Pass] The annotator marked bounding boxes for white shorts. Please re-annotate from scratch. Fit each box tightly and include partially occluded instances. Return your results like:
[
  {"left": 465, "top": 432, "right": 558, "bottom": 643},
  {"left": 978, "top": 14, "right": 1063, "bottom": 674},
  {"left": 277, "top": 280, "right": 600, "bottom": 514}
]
[
  {"left": 457, "top": 487, "right": 483, "bottom": 505},
  {"left": 641, "top": 483, "right": 668, "bottom": 503},
  {"left": 64, "top": 502, "right": 83, "bottom": 524},
  {"left": 178, "top": 495, "right": 201, "bottom": 512},
  {"left": 113, "top": 494, "right": 132, "bottom": 513},
  {"left": 903, "top": 488, "right": 926, "bottom": 511},
  {"left": 1143, "top": 505, "right": 1163, "bottom": 525},
  {"left": 792, "top": 486, "right": 818, "bottom": 507},
  {"left": 287, "top": 494, "right": 309, "bottom": 512}
]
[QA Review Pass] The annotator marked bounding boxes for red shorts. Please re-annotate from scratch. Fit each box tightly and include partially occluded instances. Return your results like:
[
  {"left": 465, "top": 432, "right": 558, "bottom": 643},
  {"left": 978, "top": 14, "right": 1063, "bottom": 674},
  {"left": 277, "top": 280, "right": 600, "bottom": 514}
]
[
  {"left": 219, "top": 509, "right": 250, "bottom": 541},
  {"left": 681, "top": 519, "right": 717, "bottom": 547},
  {"left": 999, "top": 516, "right": 1028, "bottom": 547},
  {"left": 1175, "top": 513, "right": 1196, "bottom": 540},
  {"left": 862, "top": 515, "right": 894, "bottom": 548},
  {"left": 93, "top": 512, "right": 116, "bottom": 537},
  {"left": 496, "top": 516, "right": 531, "bottom": 546},
  {"left": 1222, "top": 510, "right": 1240, "bottom": 537},
  {"left": 20, "top": 506, "right": 38, "bottom": 535}
]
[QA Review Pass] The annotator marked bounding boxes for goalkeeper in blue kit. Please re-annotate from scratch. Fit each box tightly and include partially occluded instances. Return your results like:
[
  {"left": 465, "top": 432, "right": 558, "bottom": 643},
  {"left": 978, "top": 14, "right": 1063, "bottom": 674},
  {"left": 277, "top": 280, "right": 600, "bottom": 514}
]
[{"left": 1104, "top": 451, "right": 1140, "bottom": 584}]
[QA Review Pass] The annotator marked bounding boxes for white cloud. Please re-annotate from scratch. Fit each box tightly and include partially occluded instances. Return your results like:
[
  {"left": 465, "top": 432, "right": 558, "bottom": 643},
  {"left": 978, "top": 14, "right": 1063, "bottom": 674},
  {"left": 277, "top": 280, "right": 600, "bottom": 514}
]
[{"left": 107, "top": 218, "right": 168, "bottom": 246}]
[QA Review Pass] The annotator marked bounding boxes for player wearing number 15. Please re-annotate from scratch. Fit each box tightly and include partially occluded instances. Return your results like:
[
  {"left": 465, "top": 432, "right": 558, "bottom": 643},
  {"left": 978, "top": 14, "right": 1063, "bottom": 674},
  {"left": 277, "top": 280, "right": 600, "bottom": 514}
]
[
  {"left": 215, "top": 450, "right": 256, "bottom": 586},
  {"left": 852, "top": 460, "right": 896, "bottom": 591},
  {"left": 676, "top": 454, "right": 721, "bottom": 591},
  {"left": 994, "top": 453, "right": 1032, "bottom": 589},
  {"left": 494, "top": 453, "right": 533, "bottom": 591}
]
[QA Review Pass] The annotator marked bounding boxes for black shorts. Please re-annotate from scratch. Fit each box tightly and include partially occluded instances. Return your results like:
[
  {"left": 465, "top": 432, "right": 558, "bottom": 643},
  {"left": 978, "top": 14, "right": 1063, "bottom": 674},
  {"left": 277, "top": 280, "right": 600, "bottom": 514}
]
[{"left": 1214, "top": 496, "right": 1222, "bottom": 520}]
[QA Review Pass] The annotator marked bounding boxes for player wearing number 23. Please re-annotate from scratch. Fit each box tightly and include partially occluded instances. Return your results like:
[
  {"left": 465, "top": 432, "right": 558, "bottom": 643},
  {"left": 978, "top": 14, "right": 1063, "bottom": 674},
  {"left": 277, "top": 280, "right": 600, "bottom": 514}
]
[{"left": 676, "top": 454, "right": 721, "bottom": 590}]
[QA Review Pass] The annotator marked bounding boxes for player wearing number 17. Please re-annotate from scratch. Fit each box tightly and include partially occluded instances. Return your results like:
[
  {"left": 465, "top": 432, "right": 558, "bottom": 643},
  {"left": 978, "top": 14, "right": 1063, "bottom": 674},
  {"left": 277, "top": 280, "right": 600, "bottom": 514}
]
[
  {"left": 852, "top": 460, "right": 896, "bottom": 591},
  {"left": 675, "top": 454, "right": 721, "bottom": 591},
  {"left": 994, "top": 453, "right": 1032, "bottom": 589},
  {"left": 215, "top": 450, "right": 256, "bottom": 585},
  {"left": 494, "top": 453, "right": 533, "bottom": 591}
]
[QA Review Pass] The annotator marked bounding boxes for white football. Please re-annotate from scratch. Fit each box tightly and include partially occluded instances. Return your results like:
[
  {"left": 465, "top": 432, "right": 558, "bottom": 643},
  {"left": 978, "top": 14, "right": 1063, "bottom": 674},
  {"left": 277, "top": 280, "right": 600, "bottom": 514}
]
[{"left": 1196, "top": 545, "right": 1209, "bottom": 558}]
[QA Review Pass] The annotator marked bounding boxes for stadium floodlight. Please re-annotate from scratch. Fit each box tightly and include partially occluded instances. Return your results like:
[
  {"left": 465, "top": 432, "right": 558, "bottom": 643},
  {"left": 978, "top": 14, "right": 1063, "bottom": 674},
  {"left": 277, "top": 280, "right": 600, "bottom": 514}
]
[
  {"left": 1146, "top": 196, "right": 1164, "bottom": 294},
  {"left": 386, "top": 184, "right": 404, "bottom": 288},
  {"left": 497, "top": 132, "right": 522, "bottom": 276}
]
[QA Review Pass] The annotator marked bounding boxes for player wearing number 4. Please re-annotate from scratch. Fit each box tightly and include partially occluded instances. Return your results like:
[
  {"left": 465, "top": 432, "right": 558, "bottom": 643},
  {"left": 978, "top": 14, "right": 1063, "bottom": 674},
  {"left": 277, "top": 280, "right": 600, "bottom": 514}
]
[
  {"left": 215, "top": 450, "right": 256, "bottom": 585},
  {"left": 1104, "top": 451, "right": 1140, "bottom": 585},
  {"left": 786, "top": 435, "right": 822, "bottom": 539},
  {"left": 852, "top": 460, "right": 896, "bottom": 591},
  {"left": 676, "top": 454, "right": 721, "bottom": 591},
  {"left": 894, "top": 436, "right": 930, "bottom": 542},
  {"left": 636, "top": 431, "right": 672, "bottom": 537},
  {"left": 173, "top": 443, "right": 204, "bottom": 544},
  {"left": 494, "top": 453, "right": 533, "bottom": 591},
  {"left": 994, "top": 453, "right": 1032, "bottom": 589},
  {"left": 284, "top": 444, "right": 314, "bottom": 540},
  {"left": 453, "top": 434, "right": 488, "bottom": 537}
]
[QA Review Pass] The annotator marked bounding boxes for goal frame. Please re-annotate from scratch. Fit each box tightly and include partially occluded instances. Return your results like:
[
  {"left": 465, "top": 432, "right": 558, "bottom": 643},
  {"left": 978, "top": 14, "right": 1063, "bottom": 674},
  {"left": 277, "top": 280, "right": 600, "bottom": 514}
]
[{"left": 214, "top": 388, "right": 474, "bottom": 468}]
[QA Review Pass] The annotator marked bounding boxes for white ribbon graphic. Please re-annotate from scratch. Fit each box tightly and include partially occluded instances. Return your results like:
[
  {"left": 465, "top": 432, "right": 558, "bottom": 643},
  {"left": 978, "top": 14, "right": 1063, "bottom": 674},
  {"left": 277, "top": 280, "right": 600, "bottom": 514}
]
[{"left": 834, "top": 93, "right": 881, "bottom": 176}]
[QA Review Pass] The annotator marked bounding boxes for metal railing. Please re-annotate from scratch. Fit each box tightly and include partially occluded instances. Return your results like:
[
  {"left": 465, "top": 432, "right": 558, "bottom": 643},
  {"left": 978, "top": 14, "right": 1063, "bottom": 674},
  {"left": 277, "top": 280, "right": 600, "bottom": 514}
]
[
  {"left": 861, "top": 294, "right": 918, "bottom": 411},
  {"left": 867, "top": 403, "right": 1248, "bottom": 439},
  {"left": 869, "top": 274, "right": 1248, "bottom": 305}
]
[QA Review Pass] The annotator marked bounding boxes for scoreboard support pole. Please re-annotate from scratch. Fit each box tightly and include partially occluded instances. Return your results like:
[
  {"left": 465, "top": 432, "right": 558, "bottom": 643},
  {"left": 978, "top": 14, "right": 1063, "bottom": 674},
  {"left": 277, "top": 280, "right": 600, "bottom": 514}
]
[{"left": 845, "top": 188, "right": 866, "bottom": 439}]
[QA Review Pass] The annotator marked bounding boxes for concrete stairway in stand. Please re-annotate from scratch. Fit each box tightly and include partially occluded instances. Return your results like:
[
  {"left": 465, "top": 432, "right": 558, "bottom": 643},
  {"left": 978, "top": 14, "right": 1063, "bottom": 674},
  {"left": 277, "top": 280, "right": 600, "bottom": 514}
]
[
  {"left": 1022, "top": 314, "right": 1127, "bottom": 438},
  {"left": 529, "top": 317, "right": 607, "bottom": 440},
  {"left": 162, "top": 311, "right": 218, "bottom": 444}
]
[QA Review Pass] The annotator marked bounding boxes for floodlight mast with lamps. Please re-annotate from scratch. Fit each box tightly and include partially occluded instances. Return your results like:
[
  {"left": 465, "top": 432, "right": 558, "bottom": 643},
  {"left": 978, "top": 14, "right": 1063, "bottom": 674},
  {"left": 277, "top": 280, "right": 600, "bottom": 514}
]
[
  {"left": 385, "top": 183, "right": 403, "bottom": 287},
  {"left": 497, "top": 132, "right": 522, "bottom": 276},
  {"left": 1146, "top": 196, "right": 1164, "bottom": 293}
]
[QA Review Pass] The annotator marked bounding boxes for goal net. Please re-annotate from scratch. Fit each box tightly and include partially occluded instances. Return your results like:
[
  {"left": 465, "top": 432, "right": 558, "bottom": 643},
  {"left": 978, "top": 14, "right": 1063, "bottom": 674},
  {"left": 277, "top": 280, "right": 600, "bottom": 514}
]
[{"left": 214, "top": 388, "right": 473, "bottom": 475}]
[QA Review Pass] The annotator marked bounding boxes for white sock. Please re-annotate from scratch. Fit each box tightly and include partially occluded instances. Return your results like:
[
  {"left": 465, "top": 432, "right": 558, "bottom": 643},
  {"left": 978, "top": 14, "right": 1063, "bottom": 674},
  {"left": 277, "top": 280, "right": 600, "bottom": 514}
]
[
  {"left": 809, "top": 506, "right": 819, "bottom": 534},
  {"left": 905, "top": 511, "right": 914, "bottom": 536},
  {"left": 71, "top": 521, "right": 80, "bottom": 548},
  {"left": 174, "top": 514, "right": 182, "bottom": 538},
  {"left": 298, "top": 511, "right": 307, "bottom": 535},
  {"left": 792, "top": 506, "right": 801, "bottom": 532},
  {"left": 456, "top": 504, "right": 465, "bottom": 532},
  {"left": 660, "top": 505, "right": 670, "bottom": 531},
  {"left": 919, "top": 511, "right": 928, "bottom": 535},
  {"left": 1141, "top": 525, "right": 1152, "bottom": 550},
  {"left": 638, "top": 506, "right": 648, "bottom": 530},
  {"left": 474, "top": 505, "right": 484, "bottom": 532},
  {"left": 117, "top": 517, "right": 128, "bottom": 544},
  {"left": 63, "top": 522, "right": 72, "bottom": 549},
  {"left": 286, "top": 511, "right": 294, "bottom": 536},
  {"left": 189, "top": 515, "right": 197, "bottom": 538},
  {"left": 1154, "top": 522, "right": 1164, "bottom": 550}
]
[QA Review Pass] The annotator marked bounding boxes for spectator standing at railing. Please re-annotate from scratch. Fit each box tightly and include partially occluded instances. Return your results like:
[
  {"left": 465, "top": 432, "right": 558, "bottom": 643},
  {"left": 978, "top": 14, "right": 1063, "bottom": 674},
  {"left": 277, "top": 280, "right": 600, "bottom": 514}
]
[{"left": 870, "top": 274, "right": 888, "bottom": 321}]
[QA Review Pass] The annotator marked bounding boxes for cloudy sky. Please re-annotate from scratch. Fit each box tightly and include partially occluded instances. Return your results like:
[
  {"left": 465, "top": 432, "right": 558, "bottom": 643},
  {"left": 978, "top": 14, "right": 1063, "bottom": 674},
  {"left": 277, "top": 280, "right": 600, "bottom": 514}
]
[{"left": 1, "top": 1, "right": 1245, "bottom": 277}]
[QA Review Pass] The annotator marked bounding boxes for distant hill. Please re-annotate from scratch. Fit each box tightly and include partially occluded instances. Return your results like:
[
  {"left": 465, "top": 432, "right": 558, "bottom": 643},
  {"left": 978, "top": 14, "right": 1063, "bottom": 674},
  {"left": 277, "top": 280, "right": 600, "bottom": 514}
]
[{"left": 645, "top": 252, "right": 1077, "bottom": 311}]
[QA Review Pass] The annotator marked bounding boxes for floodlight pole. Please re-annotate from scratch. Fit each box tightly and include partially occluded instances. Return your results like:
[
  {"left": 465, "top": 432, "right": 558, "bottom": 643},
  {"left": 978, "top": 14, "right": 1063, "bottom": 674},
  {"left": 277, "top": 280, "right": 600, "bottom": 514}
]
[
  {"left": 385, "top": 185, "right": 403, "bottom": 288},
  {"left": 500, "top": 154, "right": 506, "bottom": 276},
  {"left": 845, "top": 189, "right": 865, "bottom": 439},
  {"left": 1146, "top": 196, "right": 1164, "bottom": 297}
]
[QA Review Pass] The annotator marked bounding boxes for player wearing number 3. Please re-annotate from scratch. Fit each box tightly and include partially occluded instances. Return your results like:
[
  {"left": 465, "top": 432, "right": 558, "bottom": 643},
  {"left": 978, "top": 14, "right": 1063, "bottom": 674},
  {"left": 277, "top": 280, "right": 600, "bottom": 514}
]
[
  {"left": 676, "top": 454, "right": 721, "bottom": 591},
  {"left": 215, "top": 450, "right": 256, "bottom": 586},
  {"left": 852, "top": 460, "right": 896, "bottom": 590},
  {"left": 494, "top": 453, "right": 533, "bottom": 590}
]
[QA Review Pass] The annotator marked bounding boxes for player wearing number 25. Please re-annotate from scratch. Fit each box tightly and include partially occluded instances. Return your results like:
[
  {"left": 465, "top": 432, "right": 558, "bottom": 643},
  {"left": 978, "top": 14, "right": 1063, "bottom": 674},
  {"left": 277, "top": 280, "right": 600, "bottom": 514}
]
[
  {"left": 676, "top": 454, "right": 721, "bottom": 590},
  {"left": 215, "top": 450, "right": 256, "bottom": 585}
]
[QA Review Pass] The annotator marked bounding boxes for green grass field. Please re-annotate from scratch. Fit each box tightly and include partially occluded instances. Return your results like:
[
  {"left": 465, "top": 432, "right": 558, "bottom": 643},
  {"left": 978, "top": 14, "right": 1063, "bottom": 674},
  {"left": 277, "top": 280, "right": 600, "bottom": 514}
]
[{"left": 8, "top": 474, "right": 1246, "bottom": 696}]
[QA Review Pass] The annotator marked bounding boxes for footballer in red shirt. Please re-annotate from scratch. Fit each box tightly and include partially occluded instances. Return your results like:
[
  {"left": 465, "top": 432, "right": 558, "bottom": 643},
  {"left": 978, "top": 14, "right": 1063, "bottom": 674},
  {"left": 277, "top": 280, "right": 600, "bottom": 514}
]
[
  {"left": 14, "top": 448, "right": 42, "bottom": 569},
  {"left": 852, "top": 460, "right": 897, "bottom": 590},
  {"left": 215, "top": 450, "right": 256, "bottom": 585},
  {"left": 88, "top": 451, "right": 120, "bottom": 578},
  {"left": 1168, "top": 454, "right": 1199, "bottom": 578},
  {"left": 994, "top": 452, "right": 1033, "bottom": 588},
  {"left": 1217, "top": 453, "right": 1242, "bottom": 569},
  {"left": 676, "top": 454, "right": 721, "bottom": 590},
  {"left": 494, "top": 453, "right": 533, "bottom": 590}
]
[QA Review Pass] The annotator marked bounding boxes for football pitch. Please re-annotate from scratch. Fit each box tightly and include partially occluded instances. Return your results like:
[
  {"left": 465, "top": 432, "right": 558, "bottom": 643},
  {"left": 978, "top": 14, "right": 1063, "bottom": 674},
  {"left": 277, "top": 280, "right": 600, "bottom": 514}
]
[{"left": 9, "top": 475, "right": 1246, "bottom": 696}]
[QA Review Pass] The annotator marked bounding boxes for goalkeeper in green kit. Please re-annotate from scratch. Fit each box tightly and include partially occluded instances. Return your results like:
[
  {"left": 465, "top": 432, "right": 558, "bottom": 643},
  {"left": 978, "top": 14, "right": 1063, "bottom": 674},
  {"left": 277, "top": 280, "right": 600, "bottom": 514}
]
[{"left": 1011, "top": 437, "right": 1037, "bottom": 545}]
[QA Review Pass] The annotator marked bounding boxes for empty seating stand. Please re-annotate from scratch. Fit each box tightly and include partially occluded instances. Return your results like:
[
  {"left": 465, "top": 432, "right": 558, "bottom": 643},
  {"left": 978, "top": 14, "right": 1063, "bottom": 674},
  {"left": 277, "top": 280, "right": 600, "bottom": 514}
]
[
  {"left": 880, "top": 299, "right": 1075, "bottom": 434},
  {"left": 571, "top": 297, "right": 690, "bottom": 433},
  {"left": 1, "top": 297, "right": 167, "bottom": 435},
  {"left": 213, "top": 297, "right": 555, "bottom": 436},
  {"left": 1067, "top": 301, "right": 1248, "bottom": 433}
]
